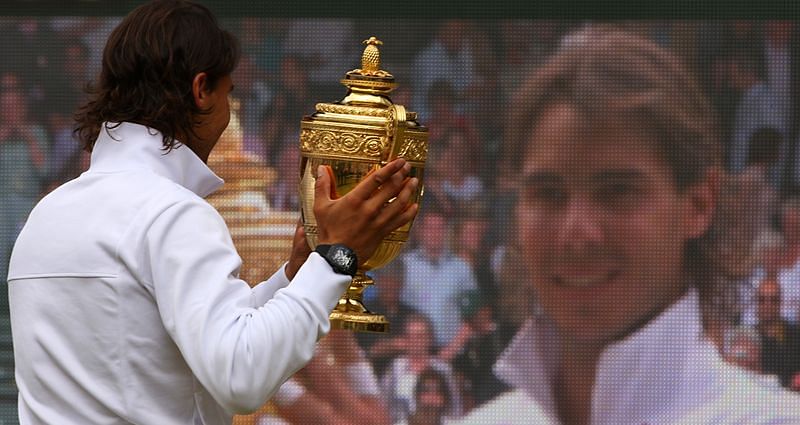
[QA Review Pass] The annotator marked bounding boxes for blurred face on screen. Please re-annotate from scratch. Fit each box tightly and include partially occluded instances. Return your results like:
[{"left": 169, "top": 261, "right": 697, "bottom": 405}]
[
  {"left": 756, "top": 279, "right": 782, "bottom": 325},
  {"left": 516, "top": 103, "right": 705, "bottom": 347},
  {"left": 405, "top": 317, "right": 433, "bottom": 357},
  {"left": 419, "top": 213, "right": 447, "bottom": 259},
  {"left": 0, "top": 89, "right": 27, "bottom": 127}
]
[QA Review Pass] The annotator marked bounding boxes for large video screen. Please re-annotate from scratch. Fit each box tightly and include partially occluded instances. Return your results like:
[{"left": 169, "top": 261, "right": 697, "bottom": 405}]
[{"left": 2, "top": 11, "right": 800, "bottom": 425}]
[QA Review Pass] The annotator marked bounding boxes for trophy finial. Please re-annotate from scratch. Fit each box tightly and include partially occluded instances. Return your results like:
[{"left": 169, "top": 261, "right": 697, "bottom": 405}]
[
  {"left": 361, "top": 37, "right": 383, "bottom": 72},
  {"left": 345, "top": 36, "right": 393, "bottom": 81},
  {"left": 341, "top": 36, "right": 397, "bottom": 103}
]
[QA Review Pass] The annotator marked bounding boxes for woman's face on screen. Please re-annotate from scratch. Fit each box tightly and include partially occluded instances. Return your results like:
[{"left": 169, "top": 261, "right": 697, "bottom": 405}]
[{"left": 516, "top": 103, "right": 708, "bottom": 347}]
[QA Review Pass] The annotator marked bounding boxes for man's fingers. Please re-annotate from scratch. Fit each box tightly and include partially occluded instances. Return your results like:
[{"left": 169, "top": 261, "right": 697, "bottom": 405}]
[
  {"left": 382, "top": 202, "right": 419, "bottom": 237},
  {"left": 376, "top": 177, "right": 418, "bottom": 219},
  {"left": 293, "top": 224, "right": 310, "bottom": 251},
  {"left": 349, "top": 158, "right": 408, "bottom": 201},
  {"left": 286, "top": 220, "right": 312, "bottom": 280},
  {"left": 365, "top": 169, "right": 413, "bottom": 211}
]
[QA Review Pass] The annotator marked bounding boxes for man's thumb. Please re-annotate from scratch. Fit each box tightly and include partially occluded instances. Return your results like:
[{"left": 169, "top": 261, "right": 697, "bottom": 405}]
[{"left": 314, "top": 165, "right": 333, "bottom": 203}]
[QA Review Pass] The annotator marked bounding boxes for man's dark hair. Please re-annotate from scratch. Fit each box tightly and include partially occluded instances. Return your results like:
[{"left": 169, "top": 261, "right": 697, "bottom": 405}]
[{"left": 74, "top": 0, "right": 241, "bottom": 152}]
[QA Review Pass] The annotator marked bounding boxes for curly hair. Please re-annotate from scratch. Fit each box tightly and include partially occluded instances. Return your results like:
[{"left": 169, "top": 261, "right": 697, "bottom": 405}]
[{"left": 74, "top": 0, "right": 240, "bottom": 152}]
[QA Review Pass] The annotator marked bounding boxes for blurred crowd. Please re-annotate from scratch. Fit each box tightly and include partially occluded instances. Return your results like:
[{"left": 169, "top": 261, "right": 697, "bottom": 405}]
[{"left": 3, "top": 17, "right": 800, "bottom": 424}]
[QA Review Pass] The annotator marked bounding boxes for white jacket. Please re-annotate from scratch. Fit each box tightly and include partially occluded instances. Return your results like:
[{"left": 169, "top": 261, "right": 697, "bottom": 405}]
[
  {"left": 8, "top": 122, "right": 350, "bottom": 424},
  {"left": 458, "top": 291, "right": 800, "bottom": 424}
]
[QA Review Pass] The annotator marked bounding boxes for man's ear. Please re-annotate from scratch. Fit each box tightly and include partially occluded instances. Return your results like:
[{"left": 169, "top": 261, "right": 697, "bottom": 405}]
[
  {"left": 683, "top": 166, "right": 722, "bottom": 239},
  {"left": 191, "top": 72, "right": 211, "bottom": 109}
]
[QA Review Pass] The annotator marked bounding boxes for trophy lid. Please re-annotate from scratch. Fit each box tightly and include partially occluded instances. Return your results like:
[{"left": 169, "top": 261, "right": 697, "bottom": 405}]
[{"left": 340, "top": 37, "right": 398, "bottom": 100}]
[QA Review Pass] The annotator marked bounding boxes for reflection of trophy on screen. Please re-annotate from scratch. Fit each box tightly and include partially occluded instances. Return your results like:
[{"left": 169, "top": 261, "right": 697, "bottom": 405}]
[{"left": 298, "top": 37, "right": 428, "bottom": 332}]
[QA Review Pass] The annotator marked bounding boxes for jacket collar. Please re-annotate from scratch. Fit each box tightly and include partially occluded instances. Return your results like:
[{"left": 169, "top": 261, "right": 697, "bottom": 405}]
[
  {"left": 494, "top": 290, "right": 722, "bottom": 424},
  {"left": 89, "top": 122, "right": 224, "bottom": 197}
]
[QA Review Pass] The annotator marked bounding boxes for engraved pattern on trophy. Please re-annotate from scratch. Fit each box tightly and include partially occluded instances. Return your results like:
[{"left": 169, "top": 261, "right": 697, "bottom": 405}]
[
  {"left": 298, "top": 37, "right": 427, "bottom": 333},
  {"left": 299, "top": 128, "right": 387, "bottom": 159},
  {"left": 386, "top": 105, "right": 397, "bottom": 138},
  {"left": 397, "top": 136, "right": 428, "bottom": 162}
]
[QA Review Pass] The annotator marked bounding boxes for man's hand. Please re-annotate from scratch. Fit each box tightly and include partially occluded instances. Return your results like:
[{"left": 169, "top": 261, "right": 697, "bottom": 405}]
[
  {"left": 313, "top": 158, "right": 419, "bottom": 265},
  {"left": 284, "top": 221, "right": 312, "bottom": 281}
]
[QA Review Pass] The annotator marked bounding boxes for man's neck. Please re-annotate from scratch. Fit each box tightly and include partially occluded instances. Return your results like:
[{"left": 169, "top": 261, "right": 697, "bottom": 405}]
[
  {"left": 174, "top": 129, "right": 212, "bottom": 163},
  {"left": 554, "top": 340, "right": 602, "bottom": 425}
]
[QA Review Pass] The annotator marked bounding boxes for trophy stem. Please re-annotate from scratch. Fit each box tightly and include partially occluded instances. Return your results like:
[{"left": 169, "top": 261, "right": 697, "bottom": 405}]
[{"left": 329, "top": 272, "right": 390, "bottom": 333}]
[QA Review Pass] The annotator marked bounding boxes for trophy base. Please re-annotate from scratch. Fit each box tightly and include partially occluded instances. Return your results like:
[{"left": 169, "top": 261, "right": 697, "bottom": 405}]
[
  {"left": 330, "top": 309, "right": 389, "bottom": 333},
  {"left": 328, "top": 275, "right": 390, "bottom": 333}
]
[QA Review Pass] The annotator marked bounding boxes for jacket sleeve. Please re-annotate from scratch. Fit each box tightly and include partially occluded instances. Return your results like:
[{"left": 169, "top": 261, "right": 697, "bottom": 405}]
[
  {"left": 144, "top": 199, "right": 349, "bottom": 414},
  {"left": 251, "top": 263, "right": 292, "bottom": 306}
]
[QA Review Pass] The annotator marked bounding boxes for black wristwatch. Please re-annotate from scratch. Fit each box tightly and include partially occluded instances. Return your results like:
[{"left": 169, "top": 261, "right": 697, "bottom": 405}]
[{"left": 315, "top": 244, "right": 358, "bottom": 277}]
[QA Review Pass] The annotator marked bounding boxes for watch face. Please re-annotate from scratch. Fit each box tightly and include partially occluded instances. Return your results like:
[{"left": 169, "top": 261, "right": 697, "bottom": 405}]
[{"left": 330, "top": 246, "right": 356, "bottom": 271}]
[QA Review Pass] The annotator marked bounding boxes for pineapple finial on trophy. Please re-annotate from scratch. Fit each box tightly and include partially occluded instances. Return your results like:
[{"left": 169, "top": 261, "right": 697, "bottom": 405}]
[
  {"left": 361, "top": 37, "right": 382, "bottom": 73},
  {"left": 345, "top": 36, "right": 393, "bottom": 81}
]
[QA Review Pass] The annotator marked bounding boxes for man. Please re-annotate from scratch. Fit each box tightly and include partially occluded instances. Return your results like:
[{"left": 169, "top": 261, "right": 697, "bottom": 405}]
[
  {"left": 459, "top": 26, "right": 800, "bottom": 425},
  {"left": 0, "top": 72, "right": 48, "bottom": 302},
  {"left": 398, "top": 368, "right": 455, "bottom": 425},
  {"left": 355, "top": 260, "right": 419, "bottom": 378},
  {"left": 6, "top": 1, "right": 418, "bottom": 424},
  {"left": 401, "top": 209, "right": 478, "bottom": 347},
  {"left": 439, "top": 290, "right": 509, "bottom": 409},
  {"left": 755, "top": 279, "right": 800, "bottom": 387},
  {"left": 411, "top": 20, "right": 478, "bottom": 121}
]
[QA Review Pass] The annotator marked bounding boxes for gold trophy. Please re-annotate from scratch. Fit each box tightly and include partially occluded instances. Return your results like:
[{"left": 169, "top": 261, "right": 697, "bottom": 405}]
[{"left": 298, "top": 37, "right": 427, "bottom": 333}]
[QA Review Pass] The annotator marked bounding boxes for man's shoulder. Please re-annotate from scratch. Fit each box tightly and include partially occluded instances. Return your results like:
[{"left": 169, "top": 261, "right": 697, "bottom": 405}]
[
  {"left": 33, "top": 169, "right": 217, "bottom": 234},
  {"left": 82, "top": 168, "right": 205, "bottom": 207},
  {"left": 677, "top": 361, "right": 800, "bottom": 424}
]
